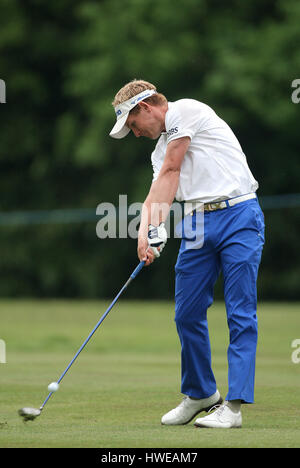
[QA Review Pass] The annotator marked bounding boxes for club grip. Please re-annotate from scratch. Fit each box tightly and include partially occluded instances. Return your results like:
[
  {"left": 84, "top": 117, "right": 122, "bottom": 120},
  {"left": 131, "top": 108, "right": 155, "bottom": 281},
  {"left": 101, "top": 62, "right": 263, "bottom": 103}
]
[{"left": 130, "top": 260, "right": 145, "bottom": 279}]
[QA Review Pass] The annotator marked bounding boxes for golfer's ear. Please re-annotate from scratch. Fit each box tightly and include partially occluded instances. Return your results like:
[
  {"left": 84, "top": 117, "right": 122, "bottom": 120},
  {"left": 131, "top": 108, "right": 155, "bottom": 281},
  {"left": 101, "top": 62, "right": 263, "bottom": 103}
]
[{"left": 139, "top": 101, "right": 151, "bottom": 112}]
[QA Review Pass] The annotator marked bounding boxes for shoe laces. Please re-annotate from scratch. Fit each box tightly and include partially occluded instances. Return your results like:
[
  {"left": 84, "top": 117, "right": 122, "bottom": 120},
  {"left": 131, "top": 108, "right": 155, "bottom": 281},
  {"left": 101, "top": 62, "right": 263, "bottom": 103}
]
[
  {"left": 177, "top": 396, "right": 196, "bottom": 411},
  {"left": 179, "top": 396, "right": 190, "bottom": 407},
  {"left": 207, "top": 403, "right": 225, "bottom": 416},
  {"left": 170, "top": 397, "right": 189, "bottom": 416}
]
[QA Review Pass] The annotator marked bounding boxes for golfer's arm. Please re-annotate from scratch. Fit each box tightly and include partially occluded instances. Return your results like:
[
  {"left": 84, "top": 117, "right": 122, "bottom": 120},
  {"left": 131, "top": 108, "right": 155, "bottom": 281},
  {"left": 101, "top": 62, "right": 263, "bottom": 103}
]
[{"left": 139, "top": 137, "right": 190, "bottom": 236}]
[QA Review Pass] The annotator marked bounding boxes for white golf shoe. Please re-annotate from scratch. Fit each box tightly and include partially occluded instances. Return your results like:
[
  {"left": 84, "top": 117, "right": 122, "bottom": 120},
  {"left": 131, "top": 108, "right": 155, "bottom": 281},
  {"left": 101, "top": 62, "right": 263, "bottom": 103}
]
[
  {"left": 161, "top": 390, "right": 223, "bottom": 425},
  {"left": 194, "top": 401, "right": 242, "bottom": 428}
]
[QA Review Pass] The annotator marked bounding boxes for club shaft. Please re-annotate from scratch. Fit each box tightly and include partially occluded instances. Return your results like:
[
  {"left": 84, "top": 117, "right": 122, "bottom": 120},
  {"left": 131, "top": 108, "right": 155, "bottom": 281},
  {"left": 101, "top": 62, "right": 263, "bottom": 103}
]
[{"left": 40, "top": 261, "right": 145, "bottom": 409}]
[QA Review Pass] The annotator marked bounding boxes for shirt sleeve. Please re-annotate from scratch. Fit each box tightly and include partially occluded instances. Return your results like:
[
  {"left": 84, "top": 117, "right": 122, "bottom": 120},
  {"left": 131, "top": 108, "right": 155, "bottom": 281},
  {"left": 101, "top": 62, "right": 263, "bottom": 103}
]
[{"left": 165, "top": 100, "right": 202, "bottom": 145}]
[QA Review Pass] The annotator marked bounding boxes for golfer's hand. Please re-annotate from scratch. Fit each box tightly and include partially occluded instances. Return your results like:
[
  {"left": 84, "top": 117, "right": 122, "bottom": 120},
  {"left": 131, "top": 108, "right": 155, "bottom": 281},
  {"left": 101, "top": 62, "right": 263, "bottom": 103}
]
[
  {"left": 138, "top": 237, "right": 156, "bottom": 266},
  {"left": 147, "top": 223, "right": 168, "bottom": 258}
]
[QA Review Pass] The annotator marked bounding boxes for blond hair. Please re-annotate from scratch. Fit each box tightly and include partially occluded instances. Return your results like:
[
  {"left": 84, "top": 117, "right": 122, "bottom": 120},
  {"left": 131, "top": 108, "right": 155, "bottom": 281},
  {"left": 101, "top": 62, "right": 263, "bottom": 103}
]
[{"left": 112, "top": 79, "right": 167, "bottom": 113}]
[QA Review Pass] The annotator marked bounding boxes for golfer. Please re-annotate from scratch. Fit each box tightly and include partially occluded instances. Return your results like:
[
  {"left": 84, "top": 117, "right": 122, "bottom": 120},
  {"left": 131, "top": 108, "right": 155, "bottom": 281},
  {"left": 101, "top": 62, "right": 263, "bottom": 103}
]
[{"left": 110, "top": 80, "right": 265, "bottom": 428}]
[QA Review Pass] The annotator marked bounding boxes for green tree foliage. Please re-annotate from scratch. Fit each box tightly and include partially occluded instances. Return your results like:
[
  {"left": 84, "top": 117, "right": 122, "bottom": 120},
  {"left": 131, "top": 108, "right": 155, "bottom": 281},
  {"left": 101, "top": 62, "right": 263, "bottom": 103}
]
[{"left": 0, "top": 0, "right": 299, "bottom": 299}]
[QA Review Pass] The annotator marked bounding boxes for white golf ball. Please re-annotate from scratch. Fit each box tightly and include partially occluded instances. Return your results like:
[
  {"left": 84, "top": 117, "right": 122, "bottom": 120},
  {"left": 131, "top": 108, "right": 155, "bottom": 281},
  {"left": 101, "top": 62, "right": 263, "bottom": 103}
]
[{"left": 48, "top": 382, "right": 59, "bottom": 392}]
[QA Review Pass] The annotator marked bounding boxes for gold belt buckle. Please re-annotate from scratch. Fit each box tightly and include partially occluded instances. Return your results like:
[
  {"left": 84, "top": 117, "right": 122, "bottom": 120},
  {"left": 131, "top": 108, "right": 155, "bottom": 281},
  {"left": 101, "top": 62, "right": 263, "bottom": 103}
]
[{"left": 205, "top": 202, "right": 223, "bottom": 211}]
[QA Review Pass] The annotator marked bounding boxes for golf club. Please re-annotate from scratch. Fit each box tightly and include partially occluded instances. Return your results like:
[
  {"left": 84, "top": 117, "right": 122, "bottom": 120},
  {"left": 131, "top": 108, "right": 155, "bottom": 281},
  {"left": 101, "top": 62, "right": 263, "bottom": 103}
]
[{"left": 18, "top": 260, "right": 145, "bottom": 422}]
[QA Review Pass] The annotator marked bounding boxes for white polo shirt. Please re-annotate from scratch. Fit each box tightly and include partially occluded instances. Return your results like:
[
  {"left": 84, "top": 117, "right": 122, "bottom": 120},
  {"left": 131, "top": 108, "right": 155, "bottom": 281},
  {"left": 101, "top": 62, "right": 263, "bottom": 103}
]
[{"left": 151, "top": 99, "right": 258, "bottom": 203}]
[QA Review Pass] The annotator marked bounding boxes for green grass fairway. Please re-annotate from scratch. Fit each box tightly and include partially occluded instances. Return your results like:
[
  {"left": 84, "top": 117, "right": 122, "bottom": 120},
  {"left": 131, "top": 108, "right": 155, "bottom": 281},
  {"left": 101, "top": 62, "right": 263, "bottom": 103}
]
[{"left": 1, "top": 299, "right": 300, "bottom": 448}]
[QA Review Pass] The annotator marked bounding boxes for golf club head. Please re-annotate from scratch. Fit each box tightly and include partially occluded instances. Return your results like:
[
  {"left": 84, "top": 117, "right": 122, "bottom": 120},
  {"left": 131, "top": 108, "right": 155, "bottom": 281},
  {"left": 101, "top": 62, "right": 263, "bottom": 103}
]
[{"left": 18, "top": 407, "right": 42, "bottom": 422}]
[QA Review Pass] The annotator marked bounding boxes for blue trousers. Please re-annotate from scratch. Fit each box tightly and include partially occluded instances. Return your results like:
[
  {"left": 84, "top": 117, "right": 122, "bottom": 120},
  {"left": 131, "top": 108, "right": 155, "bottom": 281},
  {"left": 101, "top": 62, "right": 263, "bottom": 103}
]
[{"left": 175, "top": 198, "right": 265, "bottom": 403}]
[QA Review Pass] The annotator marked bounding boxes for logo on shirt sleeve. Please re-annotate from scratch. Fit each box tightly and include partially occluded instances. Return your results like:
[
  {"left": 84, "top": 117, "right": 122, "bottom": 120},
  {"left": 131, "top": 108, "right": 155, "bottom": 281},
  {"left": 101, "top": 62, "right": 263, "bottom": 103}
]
[{"left": 167, "top": 127, "right": 178, "bottom": 137}]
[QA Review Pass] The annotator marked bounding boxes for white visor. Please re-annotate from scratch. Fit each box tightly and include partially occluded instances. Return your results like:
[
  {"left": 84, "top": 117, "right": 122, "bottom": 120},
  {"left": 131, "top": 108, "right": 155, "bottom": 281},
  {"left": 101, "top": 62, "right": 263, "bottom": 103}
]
[{"left": 109, "top": 89, "right": 157, "bottom": 139}]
